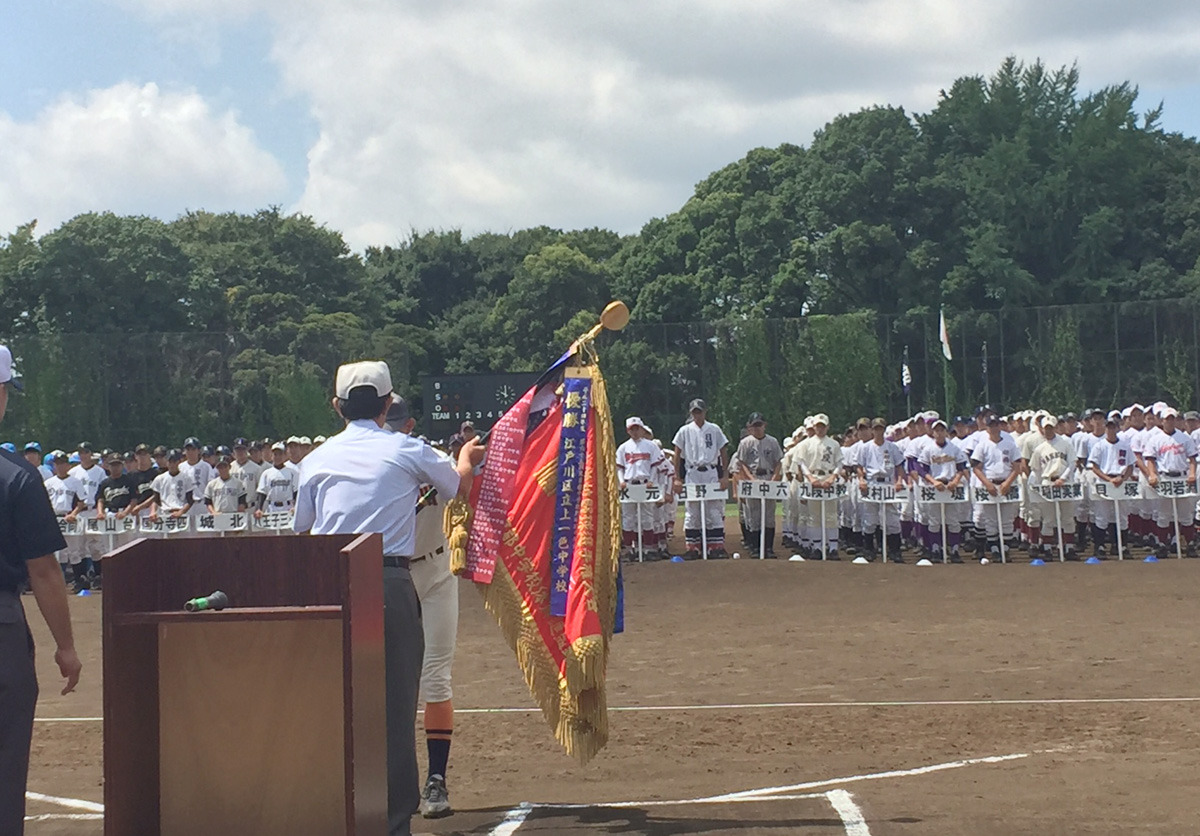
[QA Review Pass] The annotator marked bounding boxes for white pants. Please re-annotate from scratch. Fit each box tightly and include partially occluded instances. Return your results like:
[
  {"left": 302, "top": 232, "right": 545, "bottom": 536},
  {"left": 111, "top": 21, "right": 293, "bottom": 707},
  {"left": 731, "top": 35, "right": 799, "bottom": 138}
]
[
  {"left": 973, "top": 500, "right": 1019, "bottom": 539},
  {"left": 411, "top": 547, "right": 459, "bottom": 704},
  {"left": 1091, "top": 498, "right": 1128, "bottom": 530},
  {"left": 683, "top": 467, "right": 724, "bottom": 532},
  {"left": 924, "top": 500, "right": 969, "bottom": 533}
]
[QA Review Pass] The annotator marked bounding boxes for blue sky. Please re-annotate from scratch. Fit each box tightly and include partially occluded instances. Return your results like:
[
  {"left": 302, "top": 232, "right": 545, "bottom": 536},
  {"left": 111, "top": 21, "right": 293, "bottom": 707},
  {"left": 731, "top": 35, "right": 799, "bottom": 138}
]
[{"left": 3, "top": 1, "right": 1199, "bottom": 250}]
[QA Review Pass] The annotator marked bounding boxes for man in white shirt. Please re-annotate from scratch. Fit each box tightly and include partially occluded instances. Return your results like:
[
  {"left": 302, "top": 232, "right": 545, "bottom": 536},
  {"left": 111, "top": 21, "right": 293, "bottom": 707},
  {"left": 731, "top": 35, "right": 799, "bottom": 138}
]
[
  {"left": 1143, "top": 407, "right": 1198, "bottom": 557},
  {"left": 68, "top": 442, "right": 106, "bottom": 580},
  {"left": 856, "top": 418, "right": 906, "bottom": 562},
  {"left": 970, "top": 414, "right": 1025, "bottom": 559},
  {"left": 1088, "top": 411, "right": 1135, "bottom": 558},
  {"left": 918, "top": 420, "right": 969, "bottom": 562},
  {"left": 293, "top": 360, "right": 481, "bottom": 836},
  {"left": 43, "top": 452, "right": 88, "bottom": 590},
  {"left": 229, "top": 438, "right": 262, "bottom": 507},
  {"left": 671, "top": 399, "right": 729, "bottom": 559},
  {"left": 1027, "top": 415, "right": 1079, "bottom": 558},
  {"left": 616, "top": 417, "right": 666, "bottom": 558},
  {"left": 256, "top": 443, "right": 299, "bottom": 518},
  {"left": 797, "top": 414, "right": 841, "bottom": 559},
  {"left": 150, "top": 450, "right": 195, "bottom": 520},
  {"left": 178, "top": 438, "right": 214, "bottom": 520},
  {"left": 204, "top": 457, "right": 248, "bottom": 514}
]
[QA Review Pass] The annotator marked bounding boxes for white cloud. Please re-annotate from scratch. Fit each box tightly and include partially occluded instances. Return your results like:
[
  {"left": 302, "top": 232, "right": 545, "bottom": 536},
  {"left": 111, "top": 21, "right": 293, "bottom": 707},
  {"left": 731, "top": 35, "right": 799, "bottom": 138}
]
[
  {"left": 0, "top": 82, "right": 286, "bottom": 235},
  {"left": 91, "top": 1, "right": 1200, "bottom": 248}
]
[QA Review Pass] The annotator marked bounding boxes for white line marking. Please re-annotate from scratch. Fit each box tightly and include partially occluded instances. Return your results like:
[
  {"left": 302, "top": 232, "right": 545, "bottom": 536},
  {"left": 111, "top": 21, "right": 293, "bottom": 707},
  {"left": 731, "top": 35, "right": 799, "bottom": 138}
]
[
  {"left": 25, "top": 813, "right": 105, "bottom": 822},
  {"left": 826, "top": 789, "right": 872, "bottom": 836},
  {"left": 34, "top": 694, "right": 1200, "bottom": 722},
  {"left": 489, "top": 802, "right": 533, "bottom": 835},
  {"left": 533, "top": 792, "right": 826, "bottom": 809},
  {"left": 703, "top": 752, "right": 1030, "bottom": 802},
  {"left": 25, "top": 791, "right": 104, "bottom": 812}
]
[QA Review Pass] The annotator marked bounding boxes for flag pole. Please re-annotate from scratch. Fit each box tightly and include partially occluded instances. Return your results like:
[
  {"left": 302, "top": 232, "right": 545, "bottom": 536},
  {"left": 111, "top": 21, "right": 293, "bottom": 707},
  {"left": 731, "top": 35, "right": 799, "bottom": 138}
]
[
  {"left": 939, "top": 307, "right": 953, "bottom": 421},
  {"left": 903, "top": 344, "right": 912, "bottom": 416}
]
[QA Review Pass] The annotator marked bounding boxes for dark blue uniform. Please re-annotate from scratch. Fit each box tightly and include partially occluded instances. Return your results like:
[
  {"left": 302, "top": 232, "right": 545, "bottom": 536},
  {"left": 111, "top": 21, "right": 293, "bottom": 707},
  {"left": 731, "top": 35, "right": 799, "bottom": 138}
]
[{"left": 1, "top": 449, "right": 68, "bottom": 833}]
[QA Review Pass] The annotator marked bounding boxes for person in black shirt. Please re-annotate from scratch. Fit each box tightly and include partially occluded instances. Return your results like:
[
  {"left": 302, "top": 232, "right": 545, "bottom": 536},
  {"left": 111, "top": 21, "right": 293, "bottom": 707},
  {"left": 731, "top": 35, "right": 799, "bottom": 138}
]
[
  {"left": 126, "top": 443, "right": 160, "bottom": 518},
  {"left": 0, "top": 344, "right": 82, "bottom": 834},
  {"left": 96, "top": 454, "right": 136, "bottom": 519}
]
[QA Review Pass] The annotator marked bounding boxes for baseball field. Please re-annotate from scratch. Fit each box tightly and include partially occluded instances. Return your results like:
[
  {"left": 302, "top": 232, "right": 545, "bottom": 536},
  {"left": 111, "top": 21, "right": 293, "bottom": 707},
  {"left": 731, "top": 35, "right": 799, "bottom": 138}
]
[{"left": 22, "top": 519, "right": 1200, "bottom": 836}]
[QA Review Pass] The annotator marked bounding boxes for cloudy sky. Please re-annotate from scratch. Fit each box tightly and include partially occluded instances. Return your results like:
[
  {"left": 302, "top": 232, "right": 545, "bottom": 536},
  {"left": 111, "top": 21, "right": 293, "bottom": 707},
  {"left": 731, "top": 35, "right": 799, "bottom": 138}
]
[{"left": 3, "top": 1, "right": 1199, "bottom": 250}]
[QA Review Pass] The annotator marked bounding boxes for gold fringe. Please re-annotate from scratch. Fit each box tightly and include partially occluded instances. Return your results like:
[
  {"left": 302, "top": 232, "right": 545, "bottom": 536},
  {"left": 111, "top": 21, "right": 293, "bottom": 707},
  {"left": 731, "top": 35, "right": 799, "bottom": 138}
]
[{"left": 444, "top": 497, "right": 473, "bottom": 577}]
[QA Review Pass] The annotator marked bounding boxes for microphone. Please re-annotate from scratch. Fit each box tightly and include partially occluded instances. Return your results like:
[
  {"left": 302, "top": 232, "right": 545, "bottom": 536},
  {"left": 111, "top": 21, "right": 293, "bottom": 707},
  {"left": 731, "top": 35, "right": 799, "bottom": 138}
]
[{"left": 184, "top": 590, "right": 229, "bottom": 612}]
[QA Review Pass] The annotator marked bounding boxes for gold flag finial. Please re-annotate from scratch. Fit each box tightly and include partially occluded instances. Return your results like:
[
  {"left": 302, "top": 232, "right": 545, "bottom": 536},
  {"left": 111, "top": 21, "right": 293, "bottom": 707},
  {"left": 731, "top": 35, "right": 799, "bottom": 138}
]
[{"left": 572, "top": 301, "right": 629, "bottom": 351}]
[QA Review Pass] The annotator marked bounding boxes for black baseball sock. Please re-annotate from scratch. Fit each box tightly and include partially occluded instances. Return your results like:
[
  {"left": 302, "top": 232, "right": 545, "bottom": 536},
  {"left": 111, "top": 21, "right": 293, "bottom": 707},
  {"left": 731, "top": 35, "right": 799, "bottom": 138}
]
[{"left": 426, "top": 729, "right": 452, "bottom": 781}]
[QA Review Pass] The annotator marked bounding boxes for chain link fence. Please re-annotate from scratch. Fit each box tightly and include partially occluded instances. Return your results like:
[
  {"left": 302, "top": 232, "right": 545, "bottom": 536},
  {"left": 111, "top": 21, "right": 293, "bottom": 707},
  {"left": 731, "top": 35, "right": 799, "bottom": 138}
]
[{"left": 3, "top": 300, "right": 1198, "bottom": 451}]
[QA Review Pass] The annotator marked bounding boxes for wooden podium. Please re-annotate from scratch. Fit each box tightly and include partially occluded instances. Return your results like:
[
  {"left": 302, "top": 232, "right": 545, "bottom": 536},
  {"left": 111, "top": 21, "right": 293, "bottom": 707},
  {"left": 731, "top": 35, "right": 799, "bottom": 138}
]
[{"left": 102, "top": 532, "right": 388, "bottom": 836}]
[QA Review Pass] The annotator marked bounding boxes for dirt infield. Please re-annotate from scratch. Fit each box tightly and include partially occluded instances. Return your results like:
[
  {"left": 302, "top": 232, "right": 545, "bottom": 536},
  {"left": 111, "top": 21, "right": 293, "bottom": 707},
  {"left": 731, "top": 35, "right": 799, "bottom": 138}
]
[{"left": 23, "top": 533, "right": 1200, "bottom": 835}]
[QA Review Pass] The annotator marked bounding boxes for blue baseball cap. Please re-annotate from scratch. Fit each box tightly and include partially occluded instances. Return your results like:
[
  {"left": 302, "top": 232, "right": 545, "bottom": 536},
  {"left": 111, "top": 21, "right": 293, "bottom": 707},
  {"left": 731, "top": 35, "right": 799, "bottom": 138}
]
[
  {"left": 0, "top": 443, "right": 15, "bottom": 453},
  {"left": 23, "top": 441, "right": 41, "bottom": 453},
  {"left": 43, "top": 453, "right": 53, "bottom": 466}
]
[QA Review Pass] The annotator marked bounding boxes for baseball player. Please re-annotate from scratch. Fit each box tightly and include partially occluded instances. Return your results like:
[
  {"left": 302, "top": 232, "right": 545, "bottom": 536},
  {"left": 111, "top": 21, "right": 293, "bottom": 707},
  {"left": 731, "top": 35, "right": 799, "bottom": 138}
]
[
  {"left": 655, "top": 439, "right": 677, "bottom": 548},
  {"left": 780, "top": 429, "right": 802, "bottom": 549},
  {"left": 256, "top": 442, "right": 299, "bottom": 519},
  {"left": 1027, "top": 415, "right": 1079, "bottom": 558},
  {"left": 230, "top": 438, "right": 263, "bottom": 506},
  {"left": 672, "top": 399, "right": 729, "bottom": 559},
  {"left": 1143, "top": 406, "right": 1198, "bottom": 557},
  {"left": 918, "top": 419, "right": 969, "bottom": 562},
  {"left": 149, "top": 450, "right": 195, "bottom": 520},
  {"left": 797, "top": 413, "right": 842, "bottom": 559},
  {"left": 179, "top": 438, "right": 214, "bottom": 521},
  {"left": 384, "top": 394, "right": 460, "bottom": 819},
  {"left": 970, "top": 413, "right": 1024, "bottom": 559},
  {"left": 1122, "top": 404, "right": 1152, "bottom": 545},
  {"left": 736, "top": 412, "right": 784, "bottom": 557},
  {"left": 616, "top": 417, "right": 667, "bottom": 558},
  {"left": 856, "top": 418, "right": 906, "bottom": 562},
  {"left": 67, "top": 442, "right": 106, "bottom": 582},
  {"left": 1088, "top": 410, "right": 1135, "bottom": 558},
  {"left": 43, "top": 451, "right": 88, "bottom": 591},
  {"left": 204, "top": 456, "right": 249, "bottom": 514},
  {"left": 22, "top": 443, "right": 48, "bottom": 480}
]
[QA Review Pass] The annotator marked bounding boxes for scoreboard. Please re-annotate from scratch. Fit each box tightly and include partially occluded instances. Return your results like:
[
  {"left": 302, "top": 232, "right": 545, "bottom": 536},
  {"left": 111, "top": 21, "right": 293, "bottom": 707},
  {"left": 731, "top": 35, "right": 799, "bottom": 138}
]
[{"left": 422, "top": 373, "right": 540, "bottom": 440}]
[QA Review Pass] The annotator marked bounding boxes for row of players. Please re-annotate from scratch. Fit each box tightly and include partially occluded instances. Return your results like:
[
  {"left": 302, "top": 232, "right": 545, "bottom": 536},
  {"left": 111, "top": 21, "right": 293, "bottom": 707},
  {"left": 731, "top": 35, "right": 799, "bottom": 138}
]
[
  {"left": 616, "top": 401, "right": 1200, "bottom": 562},
  {"left": 11, "top": 437, "right": 323, "bottom": 592}
]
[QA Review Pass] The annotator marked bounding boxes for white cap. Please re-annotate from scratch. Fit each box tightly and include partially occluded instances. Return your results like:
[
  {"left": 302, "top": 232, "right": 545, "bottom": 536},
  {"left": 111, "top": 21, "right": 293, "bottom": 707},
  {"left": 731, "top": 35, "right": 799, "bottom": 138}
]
[
  {"left": 644, "top": 425, "right": 654, "bottom": 437},
  {"left": 812, "top": 413, "right": 829, "bottom": 426},
  {"left": 1162, "top": 406, "right": 1179, "bottom": 418},
  {"left": 0, "top": 345, "right": 15, "bottom": 387},
  {"left": 299, "top": 436, "right": 312, "bottom": 445},
  {"left": 1042, "top": 414, "right": 1059, "bottom": 427},
  {"left": 286, "top": 435, "right": 302, "bottom": 444},
  {"left": 1130, "top": 402, "right": 1146, "bottom": 413},
  {"left": 922, "top": 410, "right": 940, "bottom": 422},
  {"left": 1153, "top": 400, "right": 1168, "bottom": 415},
  {"left": 803, "top": 416, "right": 814, "bottom": 430},
  {"left": 625, "top": 416, "right": 646, "bottom": 430},
  {"left": 314, "top": 435, "right": 327, "bottom": 443},
  {"left": 271, "top": 441, "right": 286, "bottom": 452},
  {"left": 1121, "top": 406, "right": 1134, "bottom": 418},
  {"left": 334, "top": 360, "right": 392, "bottom": 399},
  {"left": 1107, "top": 410, "right": 1122, "bottom": 423},
  {"left": 931, "top": 418, "right": 948, "bottom": 429}
]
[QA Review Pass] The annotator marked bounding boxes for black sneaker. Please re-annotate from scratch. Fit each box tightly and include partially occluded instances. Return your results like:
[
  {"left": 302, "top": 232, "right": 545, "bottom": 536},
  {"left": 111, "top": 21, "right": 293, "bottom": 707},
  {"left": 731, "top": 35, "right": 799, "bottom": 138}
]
[
  {"left": 683, "top": 549, "right": 701, "bottom": 561},
  {"left": 421, "top": 774, "right": 452, "bottom": 819},
  {"left": 950, "top": 550, "right": 964, "bottom": 564},
  {"left": 708, "top": 549, "right": 729, "bottom": 560}
]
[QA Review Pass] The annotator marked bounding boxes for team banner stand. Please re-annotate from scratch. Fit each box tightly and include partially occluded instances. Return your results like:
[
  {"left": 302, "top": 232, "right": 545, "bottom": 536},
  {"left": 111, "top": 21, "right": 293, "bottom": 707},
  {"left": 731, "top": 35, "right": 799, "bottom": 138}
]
[
  {"left": 737, "top": 480, "right": 791, "bottom": 559},
  {"left": 972, "top": 484, "right": 1023, "bottom": 564},
  {"left": 1035, "top": 483, "right": 1084, "bottom": 562},
  {"left": 678, "top": 484, "right": 730, "bottom": 559},
  {"left": 1154, "top": 478, "right": 1198, "bottom": 559},
  {"left": 861, "top": 483, "right": 910, "bottom": 564},
  {"left": 1092, "top": 479, "right": 1140, "bottom": 559},
  {"left": 916, "top": 484, "right": 969, "bottom": 564},
  {"left": 797, "top": 481, "right": 849, "bottom": 560},
  {"left": 619, "top": 483, "right": 663, "bottom": 562}
]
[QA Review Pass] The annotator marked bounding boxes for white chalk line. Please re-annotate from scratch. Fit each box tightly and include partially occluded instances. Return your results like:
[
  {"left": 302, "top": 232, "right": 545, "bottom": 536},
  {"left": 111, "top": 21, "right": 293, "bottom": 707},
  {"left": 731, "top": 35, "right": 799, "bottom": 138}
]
[
  {"left": 33, "top": 694, "right": 1200, "bottom": 723},
  {"left": 25, "top": 813, "right": 105, "bottom": 822},
  {"left": 706, "top": 752, "right": 1031, "bottom": 802},
  {"left": 489, "top": 802, "right": 533, "bottom": 836},
  {"left": 24, "top": 790, "right": 104, "bottom": 813},
  {"left": 826, "top": 789, "right": 872, "bottom": 836},
  {"left": 490, "top": 749, "right": 1034, "bottom": 835}
]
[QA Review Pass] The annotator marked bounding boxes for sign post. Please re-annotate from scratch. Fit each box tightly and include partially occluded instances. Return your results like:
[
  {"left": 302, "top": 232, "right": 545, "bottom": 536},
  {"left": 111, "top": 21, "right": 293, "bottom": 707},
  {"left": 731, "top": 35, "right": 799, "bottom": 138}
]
[
  {"left": 738, "top": 480, "right": 789, "bottom": 559},
  {"left": 679, "top": 484, "right": 729, "bottom": 559},
  {"left": 916, "top": 484, "right": 969, "bottom": 563},
  {"left": 861, "top": 483, "right": 910, "bottom": 563},
  {"left": 1153, "top": 478, "right": 1198, "bottom": 559},
  {"left": 971, "top": 484, "right": 1023, "bottom": 563},
  {"left": 619, "top": 483, "right": 662, "bottom": 562}
]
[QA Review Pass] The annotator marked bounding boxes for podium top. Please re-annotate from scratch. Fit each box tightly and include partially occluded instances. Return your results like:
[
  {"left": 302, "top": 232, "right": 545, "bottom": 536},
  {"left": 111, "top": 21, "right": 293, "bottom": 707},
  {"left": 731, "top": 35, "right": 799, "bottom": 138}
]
[{"left": 102, "top": 533, "right": 368, "bottom": 617}]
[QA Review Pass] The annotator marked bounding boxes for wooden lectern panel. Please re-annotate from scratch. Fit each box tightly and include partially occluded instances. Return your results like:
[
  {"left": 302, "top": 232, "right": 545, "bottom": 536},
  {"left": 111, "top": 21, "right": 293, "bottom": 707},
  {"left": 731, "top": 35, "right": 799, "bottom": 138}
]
[
  {"left": 158, "top": 619, "right": 345, "bottom": 836},
  {"left": 103, "top": 533, "right": 387, "bottom": 836}
]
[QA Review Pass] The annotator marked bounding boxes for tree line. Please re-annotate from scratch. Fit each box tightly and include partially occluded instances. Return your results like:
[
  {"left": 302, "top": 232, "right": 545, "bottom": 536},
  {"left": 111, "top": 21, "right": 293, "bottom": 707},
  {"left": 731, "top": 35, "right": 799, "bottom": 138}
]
[{"left": 1, "top": 58, "right": 1198, "bottom": 447}]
